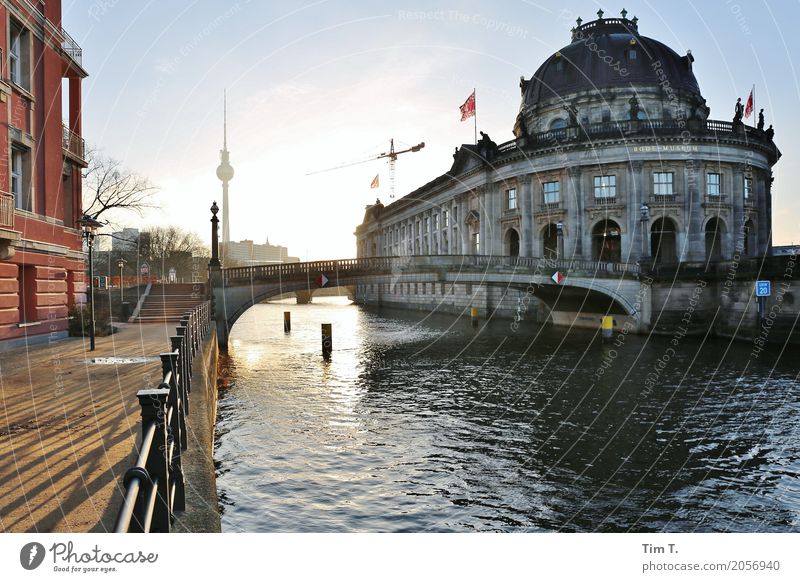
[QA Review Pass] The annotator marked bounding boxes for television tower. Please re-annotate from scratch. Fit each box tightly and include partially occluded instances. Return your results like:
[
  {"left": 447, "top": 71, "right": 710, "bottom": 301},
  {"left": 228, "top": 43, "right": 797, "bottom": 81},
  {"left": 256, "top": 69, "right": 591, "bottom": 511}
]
[{"left": 216, "top": 90, "right": 234, "bottom": 259}]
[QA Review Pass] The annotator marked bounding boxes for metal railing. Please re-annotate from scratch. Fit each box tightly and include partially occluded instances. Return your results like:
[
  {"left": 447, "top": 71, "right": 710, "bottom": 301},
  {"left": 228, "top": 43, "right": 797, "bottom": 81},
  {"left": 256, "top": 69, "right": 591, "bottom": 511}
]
[
  {"left": 62, "top": 124, "right": 85, "bottom": 161},
  {"left": 222, "top": 254, "right": 640, "bottom": 285},
  {"left": 114, "top": 300, "right": 212, "bottom": 533},
  {"left": 61, "top": 27, "right": 82, "bottom": 66},
  {"left": 0, "top": 192, "right": 13, "bottom": 228}
]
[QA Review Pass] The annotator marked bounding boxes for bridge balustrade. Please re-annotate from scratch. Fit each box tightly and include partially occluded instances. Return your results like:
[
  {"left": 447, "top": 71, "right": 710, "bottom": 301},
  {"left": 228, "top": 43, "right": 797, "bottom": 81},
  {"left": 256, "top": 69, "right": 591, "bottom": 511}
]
[{"left": 220, "top": 255, "right": 639, "bottom": 285}]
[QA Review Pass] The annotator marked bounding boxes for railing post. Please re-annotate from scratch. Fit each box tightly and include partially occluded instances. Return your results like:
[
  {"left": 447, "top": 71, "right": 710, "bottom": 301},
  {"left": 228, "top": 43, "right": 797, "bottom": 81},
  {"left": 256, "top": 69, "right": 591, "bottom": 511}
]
[
  {"left": 159, "top": 372, "right": 185, "bottom": 512},
  {"left": 177, "top": 325, "right": 191, "bottom": 384},
  {"left": 171, "top": 335, "right": 189, "bottom": 398},
  {"left": 161, "top": 351, "right": 187, "bottom": 444},
  {"left": 137, "top": 388, "right": 171, "bottom": 532}
]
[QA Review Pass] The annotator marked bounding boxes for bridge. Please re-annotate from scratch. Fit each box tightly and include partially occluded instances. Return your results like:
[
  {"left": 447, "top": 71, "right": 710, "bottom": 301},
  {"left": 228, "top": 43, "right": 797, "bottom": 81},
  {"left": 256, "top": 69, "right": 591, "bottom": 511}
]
[{"left": 209, "top": 254, "right": 646, "bottom": 350}]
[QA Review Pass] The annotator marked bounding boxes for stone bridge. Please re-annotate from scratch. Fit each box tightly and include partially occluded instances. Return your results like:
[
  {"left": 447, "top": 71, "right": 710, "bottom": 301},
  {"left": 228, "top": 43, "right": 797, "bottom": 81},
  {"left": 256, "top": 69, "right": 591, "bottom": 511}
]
[{"left": 208, "top": 255, "right": 647, "bottom": 350}]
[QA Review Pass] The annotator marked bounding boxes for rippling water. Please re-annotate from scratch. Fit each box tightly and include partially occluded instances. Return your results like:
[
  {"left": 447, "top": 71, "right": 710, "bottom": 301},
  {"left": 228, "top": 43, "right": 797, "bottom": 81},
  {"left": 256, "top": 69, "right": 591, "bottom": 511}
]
[{"left": 214, "top": 297, "right": 800, "bottom": 532}]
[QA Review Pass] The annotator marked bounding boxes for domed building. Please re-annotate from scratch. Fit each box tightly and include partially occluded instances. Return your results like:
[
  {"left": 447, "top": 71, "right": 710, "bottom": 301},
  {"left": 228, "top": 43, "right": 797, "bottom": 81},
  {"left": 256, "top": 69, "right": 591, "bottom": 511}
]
[{"left": 354, "top": 10, "right": 780, "bottom": 313}]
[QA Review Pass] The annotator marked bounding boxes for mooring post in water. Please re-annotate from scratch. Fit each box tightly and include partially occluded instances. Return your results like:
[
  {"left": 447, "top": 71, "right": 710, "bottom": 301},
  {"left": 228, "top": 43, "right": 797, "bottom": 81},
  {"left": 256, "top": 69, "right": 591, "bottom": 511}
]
[
  {"left": 284, "top": 311, "right": 291, "bottom": 333},
  {"left": 601, "top": 315, "right": 614, "bottom": 341},
  {"left": 470, "top": 307, "right": 479, "bottom": 327},
  {"left": 321, "top": 323, "right": 332, "bottom": 358}
]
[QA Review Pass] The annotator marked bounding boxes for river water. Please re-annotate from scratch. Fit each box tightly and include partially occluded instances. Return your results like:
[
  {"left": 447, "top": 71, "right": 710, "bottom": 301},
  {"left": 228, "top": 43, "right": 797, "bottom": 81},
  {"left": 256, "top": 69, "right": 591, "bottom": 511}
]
[{"left": 214, "top": 297, "right": 800, "bottom": 532}]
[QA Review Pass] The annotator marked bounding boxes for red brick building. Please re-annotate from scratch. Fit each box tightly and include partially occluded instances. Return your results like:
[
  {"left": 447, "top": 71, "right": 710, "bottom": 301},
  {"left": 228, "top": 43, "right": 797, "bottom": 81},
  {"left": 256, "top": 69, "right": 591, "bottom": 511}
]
[{"left": 0, "top": 0, "right": 86, "bottom": 345}]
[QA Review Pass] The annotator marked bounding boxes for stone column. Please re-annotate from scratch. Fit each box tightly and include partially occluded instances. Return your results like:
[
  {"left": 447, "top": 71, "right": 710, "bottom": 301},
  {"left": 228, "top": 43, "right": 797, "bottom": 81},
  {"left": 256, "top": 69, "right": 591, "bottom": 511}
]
[
  {"left": 685, "top": 159, "right": 705, "bottom": 261},
  {"left": 519, "top": 177, "right": 532, "bottom": 257},
  {"left": 630, "top": 161, "right": 645, "bottom": 261},
  {"left": 732, "top": 163, "right": 745, "bottom": 259},
  {"left": 756, "top": 169, "right": 769, "bottom": 255},
  {"left": 459, "top": 197, "right": 468, "bottom": 254},
  {"left": 764, "top": 170, "right": 774, "bottom": 254},
  {"left": 478, "top": 187, "right": 487, "bottom": 255},
  {"left": 566, "top": 166, "right": 583, "bottom": 257}
]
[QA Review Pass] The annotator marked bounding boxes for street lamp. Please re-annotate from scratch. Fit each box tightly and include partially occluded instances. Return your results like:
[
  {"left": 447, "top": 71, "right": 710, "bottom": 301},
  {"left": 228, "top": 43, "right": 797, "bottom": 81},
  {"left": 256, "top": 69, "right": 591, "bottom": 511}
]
[
  {"left": 117, "top": 258, "right": 126, "bottom": 304},
  {"left": 640, "top": 202, "right": 650, "bottom": 259},
  {"left": 79, "top": 214, "right": 103, "bottom": 351},
  {"left": 556, "top": 221, "right": 564, "bottom": 259}
]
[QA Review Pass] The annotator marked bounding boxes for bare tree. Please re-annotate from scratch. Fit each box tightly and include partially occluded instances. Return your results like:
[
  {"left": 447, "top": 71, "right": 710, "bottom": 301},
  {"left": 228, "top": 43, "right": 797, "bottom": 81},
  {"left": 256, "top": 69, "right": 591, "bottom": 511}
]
[
  {"left": 82, "top": 149, "right": 159, "bottom": 222},
  {"left": 139, "top": 226, "right": 209, "bottom": 278}
]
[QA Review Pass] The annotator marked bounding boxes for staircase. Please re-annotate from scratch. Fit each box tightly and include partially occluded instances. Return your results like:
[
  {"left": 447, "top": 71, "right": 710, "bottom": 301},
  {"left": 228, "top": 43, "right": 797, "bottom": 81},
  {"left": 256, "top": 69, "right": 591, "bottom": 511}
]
[{"left": 134, "top": 284, "right": 206, "bottom": 323}]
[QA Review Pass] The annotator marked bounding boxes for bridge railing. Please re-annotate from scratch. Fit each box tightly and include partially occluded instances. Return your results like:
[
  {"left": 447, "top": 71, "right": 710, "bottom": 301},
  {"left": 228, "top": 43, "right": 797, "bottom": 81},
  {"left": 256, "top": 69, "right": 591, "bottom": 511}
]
[
  {"left": 113, "top": 300, "right": 211, "bottom": 533},
  {"left": 221, "top": 255, "right": 639, "bottom": 284}
]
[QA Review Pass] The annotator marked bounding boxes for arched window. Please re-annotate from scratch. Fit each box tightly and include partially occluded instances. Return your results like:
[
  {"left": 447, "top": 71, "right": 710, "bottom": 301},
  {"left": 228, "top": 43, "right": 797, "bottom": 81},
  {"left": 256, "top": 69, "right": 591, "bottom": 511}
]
[
  {"left": 651, "top": 217, "right": 677, "bottom": 264},
  {"left": 592, "top": 219, "right": 622, "bottom": 262},
  {"left": 542, "top": 224, "right": 559, "bottom": 259},
  {"left": 504, "top": 229, "right": 520, "bottom": 257},
  {"left": 705, "top": 217, "right": 727, "bottom": 261},
  {"left": 550, "top": 118, "right": 567, "bottom": 130}
]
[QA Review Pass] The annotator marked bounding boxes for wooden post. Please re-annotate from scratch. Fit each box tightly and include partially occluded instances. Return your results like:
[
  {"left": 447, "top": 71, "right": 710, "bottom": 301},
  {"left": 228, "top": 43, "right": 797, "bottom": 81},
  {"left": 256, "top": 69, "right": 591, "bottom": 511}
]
[
  {"left": 284, "top": 311, "right": 291, "bottom": 333},
  {"left": 137, "top": 388, "right": 171, "bottom": 532},
  {"left": 321, "top": 323, "right": 332, "bottom": 359}
]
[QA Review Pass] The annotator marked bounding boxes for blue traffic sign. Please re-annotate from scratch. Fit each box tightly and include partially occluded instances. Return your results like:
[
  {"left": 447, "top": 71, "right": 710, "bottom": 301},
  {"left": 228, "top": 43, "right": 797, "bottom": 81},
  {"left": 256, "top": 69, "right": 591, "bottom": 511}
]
[{"left": 756, "top": 280, "right": 771, "bottom": 297}]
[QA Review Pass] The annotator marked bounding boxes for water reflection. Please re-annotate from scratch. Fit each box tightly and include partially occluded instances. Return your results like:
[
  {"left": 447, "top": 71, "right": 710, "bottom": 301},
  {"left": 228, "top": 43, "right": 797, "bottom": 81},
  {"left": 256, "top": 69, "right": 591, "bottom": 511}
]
[{"left": 215, "top": 297, "right": 800, "bottom": 532}]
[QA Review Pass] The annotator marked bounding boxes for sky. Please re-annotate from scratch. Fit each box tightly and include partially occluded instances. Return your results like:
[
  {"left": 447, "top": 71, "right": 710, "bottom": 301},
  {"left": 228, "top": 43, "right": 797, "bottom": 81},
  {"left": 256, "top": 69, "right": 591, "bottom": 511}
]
[{"left": 64, "top": 0, "right": 800, "bottom": 259}]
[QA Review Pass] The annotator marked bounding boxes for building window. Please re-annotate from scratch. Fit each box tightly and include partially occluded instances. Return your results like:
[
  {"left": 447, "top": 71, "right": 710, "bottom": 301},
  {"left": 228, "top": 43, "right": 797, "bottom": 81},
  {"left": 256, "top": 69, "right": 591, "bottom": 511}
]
[
  {"left": 442, "top": 210, "right": 449, "bottom": 228},
  {"left": 433, "top": 214, "right": 439, "bottom": 230},
  {"left": 602, "top": 109, "right": 611, "bottom": 122},
  {"left": 9, "top": 20, "right": 30, "bottom": 90},
  {"left": 506, "top": 188, "right": 517, "bottom": 210},
  {"left": 543, "top": 181, "right": 560, "bottom": 205},
  {"left": 653, "top": 172, "right": 674, "bottom": 196},
  {"left": 628, "top": 49, "right": 637, "bottom": 61},
  {"left": 593, "top": 175, "right": 616, "bottom": 199},
  {"left": 452, "top": 207, "right": 458, "bottom": 224},
  {"left": 550, "top": 118, "right": 567, "bottom": 130},
  {"left": 744, "top": 175, "right": 753, "bottom": 200},
  {"left": 471, "top": 232, "right": 480, "bottom": 254},
  {"left": 707, "top": 173, "right": 721, "bottom": 196},
  {"left": 12, "top": 146, "right": 31, "bottom": 211}
]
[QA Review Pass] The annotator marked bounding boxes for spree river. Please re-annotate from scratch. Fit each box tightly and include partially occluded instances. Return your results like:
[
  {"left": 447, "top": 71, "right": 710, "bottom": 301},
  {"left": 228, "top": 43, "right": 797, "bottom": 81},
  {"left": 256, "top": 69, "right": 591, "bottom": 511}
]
[{"left": 214, "top": 297, "right": 800, "bottom": 532}]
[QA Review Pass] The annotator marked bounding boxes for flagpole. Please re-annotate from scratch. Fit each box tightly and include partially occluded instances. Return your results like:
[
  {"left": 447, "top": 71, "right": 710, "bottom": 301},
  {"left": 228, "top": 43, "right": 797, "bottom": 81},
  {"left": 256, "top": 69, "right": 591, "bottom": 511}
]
[
  {"left": 752, "top": 84, "right": 756, "bottom": 128},
  {"left": 473, "top": 88, "right": 477, "bottom": 145}
]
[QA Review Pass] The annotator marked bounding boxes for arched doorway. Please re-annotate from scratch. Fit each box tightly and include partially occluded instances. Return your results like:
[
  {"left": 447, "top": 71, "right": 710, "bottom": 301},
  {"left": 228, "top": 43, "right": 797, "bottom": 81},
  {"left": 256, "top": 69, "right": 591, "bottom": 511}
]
[
  {"left": 651, "top": 217, "right": 677, "bottom": 264},
  {"left": 542, "top": 224, "right": 558, "bottom": 259},
  {"left": 504, "top": 228, "right": 520, "bottom": 257},
  {"left": 743, "top": 219, "right": 755, "bottom": 256},
  {"left": 592, "top": 219, "right": 622, "bottom": 262},
  {"left": 705, "top": 217, "right": 726, "bottom": 261}
]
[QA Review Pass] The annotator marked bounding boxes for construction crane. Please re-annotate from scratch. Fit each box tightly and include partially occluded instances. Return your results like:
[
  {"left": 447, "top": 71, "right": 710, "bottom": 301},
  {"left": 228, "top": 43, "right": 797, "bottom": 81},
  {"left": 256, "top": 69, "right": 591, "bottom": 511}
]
[{"left": 306, "top": 138, "right": 425, "bottom": 199}]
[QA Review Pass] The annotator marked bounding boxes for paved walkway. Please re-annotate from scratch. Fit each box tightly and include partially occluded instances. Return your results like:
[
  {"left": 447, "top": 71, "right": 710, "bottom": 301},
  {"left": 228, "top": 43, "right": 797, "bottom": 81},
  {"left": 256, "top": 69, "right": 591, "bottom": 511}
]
[{"left": 0, "top": 323, "right": 182, "bottom": 532}]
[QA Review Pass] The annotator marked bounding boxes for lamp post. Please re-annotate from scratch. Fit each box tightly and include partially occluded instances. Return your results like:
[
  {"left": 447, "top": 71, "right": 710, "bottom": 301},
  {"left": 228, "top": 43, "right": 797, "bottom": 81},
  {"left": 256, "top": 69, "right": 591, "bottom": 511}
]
[
  {"left": 79, "top": 214, "right": 103, "bottom": 351},
  {"left": 556, "top": 221, "right": 564, "bottom": 259},
  {"left": 117, "top": 258, "right": 126, "bottom": 304},
  {"left": 640, "top": 202, "right": 650, "bottom": 259}
]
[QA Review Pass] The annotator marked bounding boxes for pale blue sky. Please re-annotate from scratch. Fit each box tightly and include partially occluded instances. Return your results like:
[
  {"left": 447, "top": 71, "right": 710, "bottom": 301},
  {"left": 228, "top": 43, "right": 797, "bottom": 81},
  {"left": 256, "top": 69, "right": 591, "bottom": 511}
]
[{"left": 64, "top": 0, "right": 800, "bottom": 258}]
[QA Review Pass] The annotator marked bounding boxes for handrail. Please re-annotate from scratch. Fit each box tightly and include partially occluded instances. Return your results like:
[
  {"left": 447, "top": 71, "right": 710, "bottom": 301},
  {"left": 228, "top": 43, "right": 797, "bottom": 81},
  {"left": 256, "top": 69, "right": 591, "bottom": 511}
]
[{"left": 114, "top": 300, "right": 212, "bottom": 533}]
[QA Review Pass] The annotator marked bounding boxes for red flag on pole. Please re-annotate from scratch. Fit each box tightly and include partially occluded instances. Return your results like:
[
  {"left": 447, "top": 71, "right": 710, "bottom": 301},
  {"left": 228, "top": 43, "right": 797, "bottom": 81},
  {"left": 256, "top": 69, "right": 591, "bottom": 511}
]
[
  {"left": 459, "top": 90, "right": 476, "bottom": 121},
  {"left": 370, "top": 174, "right": 379, "bottom": 189},
  {"left": 744, "top": 87, "right": 754, "bottom": 118}
]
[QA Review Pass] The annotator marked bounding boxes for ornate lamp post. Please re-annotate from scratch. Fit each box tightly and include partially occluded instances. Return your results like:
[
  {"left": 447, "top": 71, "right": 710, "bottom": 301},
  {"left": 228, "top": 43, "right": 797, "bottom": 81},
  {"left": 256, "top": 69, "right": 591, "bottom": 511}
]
[
  {"left": 556, "top": 221, "right": 564, "bottom": 259},
  {"left": 640, "top": 202, "right": 650, "bottom": 259},
  {"left": 117, "top": 258, "right": 126, "bottom": 304},
  {"left": 79, "top": 214, "right": 103, "bottom": 351}
]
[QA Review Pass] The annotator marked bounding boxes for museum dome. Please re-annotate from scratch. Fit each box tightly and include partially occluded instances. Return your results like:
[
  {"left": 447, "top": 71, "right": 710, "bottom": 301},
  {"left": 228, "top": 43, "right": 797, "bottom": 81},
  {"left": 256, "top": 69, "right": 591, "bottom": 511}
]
[{"left": 521, "top": 12, "right": 702, "bottom": 108}]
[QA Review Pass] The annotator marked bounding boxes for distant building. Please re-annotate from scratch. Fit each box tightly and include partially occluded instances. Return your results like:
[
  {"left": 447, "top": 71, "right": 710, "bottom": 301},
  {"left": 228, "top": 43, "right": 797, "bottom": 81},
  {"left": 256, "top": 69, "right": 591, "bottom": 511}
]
[
  {"left": 223, "top": 239, "right": 299, "bottom": 265},
  {"left": 0, "top": 0, "right": 88, "bottom": 344},
  {"left": 111, "top": 228, "right": 140, "bottom": 251}
]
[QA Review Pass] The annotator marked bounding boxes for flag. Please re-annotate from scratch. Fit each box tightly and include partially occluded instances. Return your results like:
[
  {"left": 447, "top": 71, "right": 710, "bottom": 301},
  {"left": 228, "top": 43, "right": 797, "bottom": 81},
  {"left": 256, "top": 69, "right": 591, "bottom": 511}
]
[
  {"left": 370, "top": 174, "right": 379, "bottom": 189},
  {"left": 459, "top": 90, "right": 476, "bottom": 121},
  {"left": 744, "top": 88, "right": 754, "bottom": 118}
]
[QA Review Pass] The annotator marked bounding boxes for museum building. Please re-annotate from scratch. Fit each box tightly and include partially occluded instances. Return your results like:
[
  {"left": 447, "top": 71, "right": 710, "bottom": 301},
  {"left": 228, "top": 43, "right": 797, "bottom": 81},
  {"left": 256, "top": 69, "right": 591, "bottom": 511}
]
[{"left": 355, "top": 11, "right": 780, "bottom": 271}]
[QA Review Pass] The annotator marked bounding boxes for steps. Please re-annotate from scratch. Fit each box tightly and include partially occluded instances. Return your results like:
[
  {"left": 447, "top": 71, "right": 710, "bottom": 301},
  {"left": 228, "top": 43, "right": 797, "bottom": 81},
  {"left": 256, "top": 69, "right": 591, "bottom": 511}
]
[{"left": 134, "top": 284, "right": 206, "bottom": 323}]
